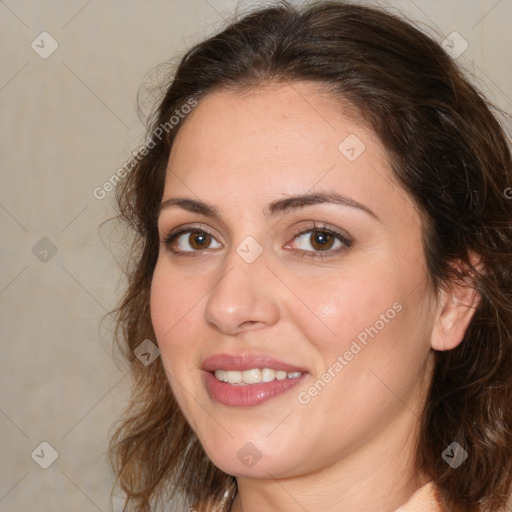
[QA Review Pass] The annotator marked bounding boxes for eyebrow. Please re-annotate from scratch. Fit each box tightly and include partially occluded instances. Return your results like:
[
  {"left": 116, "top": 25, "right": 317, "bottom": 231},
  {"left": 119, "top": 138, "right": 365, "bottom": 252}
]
[{"left": 159, "top": 191, "right": 378, "bottom": 220}]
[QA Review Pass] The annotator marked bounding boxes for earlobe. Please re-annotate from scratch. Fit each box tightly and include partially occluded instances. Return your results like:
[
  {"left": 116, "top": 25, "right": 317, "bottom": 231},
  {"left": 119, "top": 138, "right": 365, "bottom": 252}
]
[{"left": 430, "top": 260, "right": 482, "bottom": 352}]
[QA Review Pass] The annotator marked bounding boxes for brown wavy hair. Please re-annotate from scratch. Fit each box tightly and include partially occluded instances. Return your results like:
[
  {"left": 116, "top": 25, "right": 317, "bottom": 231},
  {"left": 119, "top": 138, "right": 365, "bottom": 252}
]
[{"left": 108, "top": 1, "right": 512, "bottom": 511}]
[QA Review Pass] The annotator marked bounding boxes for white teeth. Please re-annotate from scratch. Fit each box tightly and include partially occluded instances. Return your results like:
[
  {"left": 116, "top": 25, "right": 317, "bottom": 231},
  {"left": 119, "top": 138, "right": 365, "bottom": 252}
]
[
  {"left": 261, "top": 368, "right": 276, "bottom": 382},
  {"left": 242, "top": 368, "right": 261, "bottom": 384},
  {"left": 226, "top": 370, "right": 242, "bottom": 384},
  {"left": 215, "top": 369, "right": 228, "bottom": 382},
  {"left": 214, "top": 368, "right": 303, "bottom": 385}
]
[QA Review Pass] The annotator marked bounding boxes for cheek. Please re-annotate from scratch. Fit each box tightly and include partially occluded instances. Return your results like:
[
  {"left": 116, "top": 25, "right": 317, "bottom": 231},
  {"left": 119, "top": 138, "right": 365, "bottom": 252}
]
[
  {"left": 149, "top": 263, "right": 206, "bottom": 427},
  {"left": 151, "top": 260, "right": 202, "bottom": 328},
  {"left": 290, "top": 260, "right": 432, "bottom": 385},
  {"left": 149, "top": 263, "right": 204, "bottom": 369},
  {"left": 288, "top": 267, "right": 400, "bottom": 355},
  {"left": 293, "top": 278, "right": 431, "bottom": 444}
]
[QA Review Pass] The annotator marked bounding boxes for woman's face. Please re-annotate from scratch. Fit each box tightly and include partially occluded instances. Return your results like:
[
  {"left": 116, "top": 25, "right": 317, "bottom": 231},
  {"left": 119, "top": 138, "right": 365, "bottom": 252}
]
[{"left": 151, "top": 82, "right": 437, "bottom": 479}]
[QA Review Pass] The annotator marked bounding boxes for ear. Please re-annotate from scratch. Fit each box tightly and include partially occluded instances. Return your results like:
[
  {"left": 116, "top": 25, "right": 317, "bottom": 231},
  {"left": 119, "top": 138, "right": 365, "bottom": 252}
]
[{"left": 430, "top": 256, "right": 483, "bottom": 352}]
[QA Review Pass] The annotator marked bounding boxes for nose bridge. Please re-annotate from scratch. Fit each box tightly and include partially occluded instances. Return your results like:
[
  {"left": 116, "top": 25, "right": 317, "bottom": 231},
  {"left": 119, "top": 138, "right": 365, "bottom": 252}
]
[{"left": 203, "top": 240, "right": 279, "bottom": 334}]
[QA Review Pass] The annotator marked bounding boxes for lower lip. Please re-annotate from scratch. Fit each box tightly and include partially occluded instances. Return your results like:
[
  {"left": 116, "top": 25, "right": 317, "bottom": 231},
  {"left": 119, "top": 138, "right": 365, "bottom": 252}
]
[{"left": 203, "top": 371, "right": 307, "bottom": 407}]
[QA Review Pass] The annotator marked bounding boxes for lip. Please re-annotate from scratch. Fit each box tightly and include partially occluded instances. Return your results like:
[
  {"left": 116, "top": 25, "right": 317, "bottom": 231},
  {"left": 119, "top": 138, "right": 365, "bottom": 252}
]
[
  {"left": 203, "top": 371, "right": 307, "bottom": 407},
  {"left": 202, "top": 353, "right": 308, "bottom": 373},
  {"left": 201, "top": 353, "right": 309, "bottom": 407}
]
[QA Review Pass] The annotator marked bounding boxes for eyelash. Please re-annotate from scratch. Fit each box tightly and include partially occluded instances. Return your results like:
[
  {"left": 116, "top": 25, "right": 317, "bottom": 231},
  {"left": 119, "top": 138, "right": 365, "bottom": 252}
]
[{"left": 161, "top": 222, "right": 352, "bottom": 260}]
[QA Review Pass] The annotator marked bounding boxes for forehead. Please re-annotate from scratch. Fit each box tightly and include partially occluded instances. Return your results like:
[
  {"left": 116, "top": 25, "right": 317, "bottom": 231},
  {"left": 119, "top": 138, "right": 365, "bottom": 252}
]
[
  {"left": 169, "top": 82, "right": 371, "bottom": 170},
  {"left": 164, "top": 82, "right": 415, "bottom": 224}
]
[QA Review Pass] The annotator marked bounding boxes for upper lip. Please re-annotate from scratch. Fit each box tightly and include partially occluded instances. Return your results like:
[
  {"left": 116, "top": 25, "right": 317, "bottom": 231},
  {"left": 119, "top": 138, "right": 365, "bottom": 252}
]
[{"left": 202, "top": 353, "right": 308, "bottom": 373}]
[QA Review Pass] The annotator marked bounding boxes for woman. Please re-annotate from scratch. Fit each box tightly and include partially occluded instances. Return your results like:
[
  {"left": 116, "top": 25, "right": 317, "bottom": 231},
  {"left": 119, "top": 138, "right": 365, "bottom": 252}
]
[{"left": 109, "top": 1, "right": 512, "bottom": 511}]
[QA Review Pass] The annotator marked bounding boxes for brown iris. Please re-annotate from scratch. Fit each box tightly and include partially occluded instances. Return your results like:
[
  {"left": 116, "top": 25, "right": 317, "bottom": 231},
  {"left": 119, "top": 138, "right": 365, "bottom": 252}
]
[
  {"left": 188, "top": 231, "right": 212, "bottom": 250},
  {"left": 309, "top": 230, "right": 335, "bottom": 251}
]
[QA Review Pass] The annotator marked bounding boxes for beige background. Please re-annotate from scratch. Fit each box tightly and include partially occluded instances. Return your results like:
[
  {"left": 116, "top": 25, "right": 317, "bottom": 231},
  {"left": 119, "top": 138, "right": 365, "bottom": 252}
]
[{"left": 0, "top": 0, "right": 510, "bottom": 511}]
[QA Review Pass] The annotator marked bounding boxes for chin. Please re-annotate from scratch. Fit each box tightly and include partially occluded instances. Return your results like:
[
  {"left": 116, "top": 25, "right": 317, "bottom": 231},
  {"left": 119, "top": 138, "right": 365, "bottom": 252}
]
[
  {"left": 207, "top": 448, "right": 295, "bottom": 479},
  {"left": 194, "top": 425, "right": 313, "bottom": 480}
]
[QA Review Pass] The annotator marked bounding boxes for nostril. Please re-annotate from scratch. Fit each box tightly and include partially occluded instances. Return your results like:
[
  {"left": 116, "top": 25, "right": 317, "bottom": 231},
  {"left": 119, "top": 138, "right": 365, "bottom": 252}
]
[{"left": 240, "top": 320, "right": 261, "bottom": 328}]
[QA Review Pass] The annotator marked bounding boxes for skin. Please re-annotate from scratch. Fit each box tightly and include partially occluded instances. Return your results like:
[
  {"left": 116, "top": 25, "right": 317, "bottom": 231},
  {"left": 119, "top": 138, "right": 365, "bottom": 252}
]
[{"left": 150, "top": 82, "right": 479, "bottom": 512}]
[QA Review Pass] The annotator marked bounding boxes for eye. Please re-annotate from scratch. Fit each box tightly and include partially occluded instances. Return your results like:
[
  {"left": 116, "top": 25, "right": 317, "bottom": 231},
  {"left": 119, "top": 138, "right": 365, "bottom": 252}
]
[
  {"left": 163, "top": 227, "right": 222, "bottom": 254},
  {"left": 285, "top": 224, "right": 352, "bottom": 259},
  {"left": 161, "top": 222, "right": 352, "bottom": 259}
]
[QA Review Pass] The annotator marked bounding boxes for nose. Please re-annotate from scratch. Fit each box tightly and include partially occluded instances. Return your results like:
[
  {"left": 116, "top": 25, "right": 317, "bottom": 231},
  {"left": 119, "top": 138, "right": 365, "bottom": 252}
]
[{"left": 203, "top": 249, "right": 280, "bottom": 335}]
